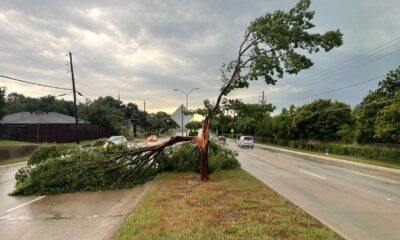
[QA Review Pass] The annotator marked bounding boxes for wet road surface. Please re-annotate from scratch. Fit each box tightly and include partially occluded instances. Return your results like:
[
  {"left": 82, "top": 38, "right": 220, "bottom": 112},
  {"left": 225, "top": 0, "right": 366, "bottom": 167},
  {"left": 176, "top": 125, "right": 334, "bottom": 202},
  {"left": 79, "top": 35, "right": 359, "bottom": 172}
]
[
  {"left": 230, "top": 142, "right": 400, "bottom": 240},
  {"left": 0, "top": 148, "right": 151, "bottom": 240}
]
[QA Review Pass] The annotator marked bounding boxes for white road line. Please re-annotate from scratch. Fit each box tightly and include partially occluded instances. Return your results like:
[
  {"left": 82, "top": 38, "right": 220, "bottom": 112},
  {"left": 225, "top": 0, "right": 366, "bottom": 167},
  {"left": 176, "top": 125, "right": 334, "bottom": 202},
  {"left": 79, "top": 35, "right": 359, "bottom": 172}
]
[
  {"left": 299, "top": 169, "right": 327, "bottom": 180},
  {"left": 3, "top": 196, "right": 45, "bottom": 214},
  {"left": 347, "top": 170, "right": 398, "bottom": 184}
]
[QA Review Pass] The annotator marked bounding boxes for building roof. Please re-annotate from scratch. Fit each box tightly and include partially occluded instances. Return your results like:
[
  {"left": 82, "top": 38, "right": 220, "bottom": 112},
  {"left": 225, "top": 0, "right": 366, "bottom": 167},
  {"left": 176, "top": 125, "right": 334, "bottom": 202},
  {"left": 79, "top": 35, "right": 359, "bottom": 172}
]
[{"left": 0, "top": 111, "right": 87, "bottom": 124}]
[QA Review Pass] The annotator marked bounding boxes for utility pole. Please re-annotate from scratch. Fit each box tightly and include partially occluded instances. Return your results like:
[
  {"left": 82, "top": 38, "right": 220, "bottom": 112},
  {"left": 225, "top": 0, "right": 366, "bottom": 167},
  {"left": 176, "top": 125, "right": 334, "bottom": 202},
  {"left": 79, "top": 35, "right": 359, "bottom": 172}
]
[
  {"left": 143, "top": 100, "right": 146, "bottom": 139},
  {"left": 260, "top": 91, "right": 266, "bottom": 105},
  {"left": 181, "top": 105, "right": 184, "bottom": 137},
  {"left": 69, "top": 52, "right": 79, "bottom": 144}
]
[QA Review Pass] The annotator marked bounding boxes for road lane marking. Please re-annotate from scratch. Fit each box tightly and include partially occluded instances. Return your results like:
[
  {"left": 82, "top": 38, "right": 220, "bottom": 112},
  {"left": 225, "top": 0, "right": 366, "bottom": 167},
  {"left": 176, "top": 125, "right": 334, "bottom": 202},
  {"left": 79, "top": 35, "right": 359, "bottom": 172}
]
[
  {"left": 299, "top": 169, "right": 327, "bottom": 180},
  {"left": 3, "top": 196, "right": 45, "bottom": 214},
  {"left": 347, "top": 170, "right": 397, "bottom": 184}
]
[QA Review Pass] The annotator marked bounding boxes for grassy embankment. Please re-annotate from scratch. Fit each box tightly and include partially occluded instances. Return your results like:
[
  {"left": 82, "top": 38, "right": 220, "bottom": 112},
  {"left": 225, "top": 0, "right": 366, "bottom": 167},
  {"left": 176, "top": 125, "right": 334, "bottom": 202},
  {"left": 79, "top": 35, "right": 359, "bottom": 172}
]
[
  {"left": 256, "top": 142, "right": 400, "bottom": 170},
  {"left": 115, "top": 169, "right": 342, "bottom": 240}
]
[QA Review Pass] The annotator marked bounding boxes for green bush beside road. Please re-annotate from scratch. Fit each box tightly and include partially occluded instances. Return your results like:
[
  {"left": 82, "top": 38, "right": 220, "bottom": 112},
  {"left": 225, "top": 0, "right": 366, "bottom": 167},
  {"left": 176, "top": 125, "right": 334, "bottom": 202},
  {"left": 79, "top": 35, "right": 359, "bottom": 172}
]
[{"left": 266, "top": 139, "right": 400, "bottom": 166}]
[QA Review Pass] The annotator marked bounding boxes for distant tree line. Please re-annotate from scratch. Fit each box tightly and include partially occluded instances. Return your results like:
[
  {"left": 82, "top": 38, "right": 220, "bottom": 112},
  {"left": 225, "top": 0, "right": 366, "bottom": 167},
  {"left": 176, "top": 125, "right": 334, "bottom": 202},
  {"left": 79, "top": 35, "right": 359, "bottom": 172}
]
[
  {"left": 213, "top": 66, "right": 400, "bottom": 145},
  {"left": 0, "top": 90, "right": 174, "bottom": 135}
]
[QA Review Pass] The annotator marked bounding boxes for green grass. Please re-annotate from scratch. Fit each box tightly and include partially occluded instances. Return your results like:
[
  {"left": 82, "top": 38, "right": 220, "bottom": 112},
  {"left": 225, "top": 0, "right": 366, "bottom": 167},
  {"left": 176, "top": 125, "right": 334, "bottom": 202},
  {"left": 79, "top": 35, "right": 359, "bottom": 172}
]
[
  {"left": 114, "top": 169, "right": 342, "bottom": 240},
  {"left": 256, "top": 142, "right": 400, "bottom": 170},
  {"left": 0, "top": 156, "right": 29, "bottom": 166},
  {"left": 0, "top": 140, "right": 34, "bottom": 146}
]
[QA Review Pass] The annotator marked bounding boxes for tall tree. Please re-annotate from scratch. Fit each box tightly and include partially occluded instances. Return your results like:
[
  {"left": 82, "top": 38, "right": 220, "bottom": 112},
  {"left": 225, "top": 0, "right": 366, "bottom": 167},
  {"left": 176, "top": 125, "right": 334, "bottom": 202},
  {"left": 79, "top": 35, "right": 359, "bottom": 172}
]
[
  {"left": 120, "top": 0, "right": 343, "bottom": 182},
  {"left": 355, "top": 66, "right": 400, "bottom": 143},
  {"left": 292, "top": 99, "right": 352, "bottom": 141},
  {"left": 374, "top": 94, "right": 400, "bottom": 143},
  {"left": 79, "top": 97, "right": 124, "bottom": 134}
]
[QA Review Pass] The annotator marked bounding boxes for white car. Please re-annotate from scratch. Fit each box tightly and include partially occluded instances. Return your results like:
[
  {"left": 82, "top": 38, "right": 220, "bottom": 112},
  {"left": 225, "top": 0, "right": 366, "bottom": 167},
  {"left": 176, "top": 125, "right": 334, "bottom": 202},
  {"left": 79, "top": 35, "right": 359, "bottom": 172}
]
[
  {"left": 107, "top": 136, "right": 128, "bottom": 145},
  {"left": 238, "top": 136, "right": 254, "bottom": 149}
]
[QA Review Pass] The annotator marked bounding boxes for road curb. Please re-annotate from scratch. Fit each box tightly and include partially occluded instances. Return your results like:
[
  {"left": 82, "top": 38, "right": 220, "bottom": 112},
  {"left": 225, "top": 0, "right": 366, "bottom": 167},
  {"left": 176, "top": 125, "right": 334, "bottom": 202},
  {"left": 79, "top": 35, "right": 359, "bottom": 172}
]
[{"left": 255, "top": 143, "right": 400, "bottom": 175}]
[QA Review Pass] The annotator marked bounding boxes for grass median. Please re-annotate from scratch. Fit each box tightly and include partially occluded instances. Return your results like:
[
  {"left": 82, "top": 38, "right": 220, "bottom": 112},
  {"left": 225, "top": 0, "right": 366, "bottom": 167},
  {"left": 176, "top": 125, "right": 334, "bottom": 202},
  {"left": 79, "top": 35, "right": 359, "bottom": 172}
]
[{"left": 115, "top": 169, "right": 342, "bottom": 240}]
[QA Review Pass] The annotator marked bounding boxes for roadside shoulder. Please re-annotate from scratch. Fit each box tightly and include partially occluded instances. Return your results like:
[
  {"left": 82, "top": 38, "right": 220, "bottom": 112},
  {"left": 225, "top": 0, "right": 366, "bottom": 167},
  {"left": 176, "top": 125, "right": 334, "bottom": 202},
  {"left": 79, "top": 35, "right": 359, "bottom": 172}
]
[{"left": 255, "top": 143, "right": 400, "bottom": 175}]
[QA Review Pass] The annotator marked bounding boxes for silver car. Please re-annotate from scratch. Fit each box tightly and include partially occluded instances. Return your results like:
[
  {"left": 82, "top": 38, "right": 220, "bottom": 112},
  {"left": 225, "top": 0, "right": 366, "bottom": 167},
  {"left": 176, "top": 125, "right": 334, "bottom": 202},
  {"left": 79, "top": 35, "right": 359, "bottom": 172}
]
[
  {"left": 107, "top": 136, "right": 128, "bottom": 145},
  {"left": 238, "top": 136, "right": 254, "bottom": 148}
]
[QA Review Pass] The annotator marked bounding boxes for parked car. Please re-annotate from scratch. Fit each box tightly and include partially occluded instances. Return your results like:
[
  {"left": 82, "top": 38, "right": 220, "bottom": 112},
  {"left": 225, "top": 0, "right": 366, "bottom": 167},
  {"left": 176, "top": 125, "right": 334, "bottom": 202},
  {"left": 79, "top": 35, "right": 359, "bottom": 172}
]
[
  {"left": 107, "top": 136, "right": 128, "bottom": 145},
  {"left": 238, "top": 136, "right": 254, "bottom": 148}
]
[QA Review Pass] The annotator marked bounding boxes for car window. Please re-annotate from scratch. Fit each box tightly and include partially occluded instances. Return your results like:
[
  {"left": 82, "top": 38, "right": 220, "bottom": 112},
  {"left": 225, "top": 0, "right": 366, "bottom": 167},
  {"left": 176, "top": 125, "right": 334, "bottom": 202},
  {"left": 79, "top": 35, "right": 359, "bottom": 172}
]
[{"left": 244, "top": 136, "right": 253, "bottom": 141}]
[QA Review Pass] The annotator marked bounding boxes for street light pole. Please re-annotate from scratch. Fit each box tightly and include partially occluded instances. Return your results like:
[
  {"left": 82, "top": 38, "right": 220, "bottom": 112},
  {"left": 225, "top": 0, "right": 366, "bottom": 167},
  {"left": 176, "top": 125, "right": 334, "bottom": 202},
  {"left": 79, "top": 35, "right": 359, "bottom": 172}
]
[{"left": 174, "top": 88, "right": 199, "bottom": 136}]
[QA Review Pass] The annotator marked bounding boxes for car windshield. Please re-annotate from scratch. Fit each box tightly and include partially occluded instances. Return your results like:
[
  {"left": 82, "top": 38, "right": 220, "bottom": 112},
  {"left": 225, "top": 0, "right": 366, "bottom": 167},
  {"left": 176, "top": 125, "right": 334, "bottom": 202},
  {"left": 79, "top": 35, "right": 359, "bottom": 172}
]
[{"left": 244, "top": 136, "right": 253, "bottom": 141}]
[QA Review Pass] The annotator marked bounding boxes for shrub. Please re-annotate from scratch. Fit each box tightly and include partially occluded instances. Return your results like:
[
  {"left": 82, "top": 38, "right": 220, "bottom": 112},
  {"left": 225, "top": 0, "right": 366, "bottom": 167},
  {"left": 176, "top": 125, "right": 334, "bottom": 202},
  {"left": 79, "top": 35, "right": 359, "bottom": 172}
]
[
  {"left": 324, "top": 143, "right": 400, "bottom": 163},
  {"left": 273, "top": 139, "right": 400, "bottom": 164}
]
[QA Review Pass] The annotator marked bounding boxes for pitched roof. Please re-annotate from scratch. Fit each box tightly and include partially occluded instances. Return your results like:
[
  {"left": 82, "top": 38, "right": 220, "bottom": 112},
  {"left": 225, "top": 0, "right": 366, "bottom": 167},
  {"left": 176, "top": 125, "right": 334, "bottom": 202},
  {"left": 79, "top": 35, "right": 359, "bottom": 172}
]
[{"left": 0, "top": 111, "right": 87, "bottom": 124}]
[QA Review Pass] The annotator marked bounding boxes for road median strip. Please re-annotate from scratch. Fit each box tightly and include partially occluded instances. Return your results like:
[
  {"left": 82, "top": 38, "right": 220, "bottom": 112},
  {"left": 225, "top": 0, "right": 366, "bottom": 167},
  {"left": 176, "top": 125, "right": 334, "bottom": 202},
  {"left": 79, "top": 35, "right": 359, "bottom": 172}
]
[{"left": 114, "top": 169, "right": 342, "bottom": 240}]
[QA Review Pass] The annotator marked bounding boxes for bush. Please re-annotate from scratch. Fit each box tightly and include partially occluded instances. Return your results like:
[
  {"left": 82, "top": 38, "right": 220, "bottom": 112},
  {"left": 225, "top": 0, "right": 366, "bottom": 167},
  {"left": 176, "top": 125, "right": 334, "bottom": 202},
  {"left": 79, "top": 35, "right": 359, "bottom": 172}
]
[
  {"left": 273, "top": 138, "right": 400, "bottom": 164},
  {"left": 324, "top": 143, "right": 400, "bottom": 163}
]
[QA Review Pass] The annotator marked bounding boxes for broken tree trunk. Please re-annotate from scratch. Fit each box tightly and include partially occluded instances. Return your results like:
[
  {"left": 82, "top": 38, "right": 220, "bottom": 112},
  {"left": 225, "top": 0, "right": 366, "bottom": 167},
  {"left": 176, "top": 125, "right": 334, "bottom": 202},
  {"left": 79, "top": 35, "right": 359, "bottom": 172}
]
[{"left": 192, "top": 117, "right": 211, "bottom": 181}]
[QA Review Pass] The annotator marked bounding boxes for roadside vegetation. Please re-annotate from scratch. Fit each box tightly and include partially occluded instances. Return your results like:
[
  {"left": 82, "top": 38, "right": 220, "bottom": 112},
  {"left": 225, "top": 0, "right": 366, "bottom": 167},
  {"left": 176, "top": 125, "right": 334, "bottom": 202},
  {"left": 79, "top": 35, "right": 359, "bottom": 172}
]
[
  {"left": 257, "top": 142, "right": 400, "bottom": 170},
  {"left": 114, "top": 169, "right": 342, "bottom": 240},
  {"left": 11, "top": 140, "right": 240, "bottom": 196},
  {"left": 213, "top": 66, "right": 400, "bottom": 166},
  {"left": 0, "top": 140, "right": 32, "bottom": 145}
]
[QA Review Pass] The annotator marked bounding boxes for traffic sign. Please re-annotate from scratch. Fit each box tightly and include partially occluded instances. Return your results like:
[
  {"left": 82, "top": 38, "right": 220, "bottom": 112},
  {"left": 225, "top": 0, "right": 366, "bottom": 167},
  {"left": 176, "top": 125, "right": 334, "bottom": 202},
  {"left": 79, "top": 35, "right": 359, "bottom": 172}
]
[{"left": 171, "top": 104, "right": 193, "bottom": 128}]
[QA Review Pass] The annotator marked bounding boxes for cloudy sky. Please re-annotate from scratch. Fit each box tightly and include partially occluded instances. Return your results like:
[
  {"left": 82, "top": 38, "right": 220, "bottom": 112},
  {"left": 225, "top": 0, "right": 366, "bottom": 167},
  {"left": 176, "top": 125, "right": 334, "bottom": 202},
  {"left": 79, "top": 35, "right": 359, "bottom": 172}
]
[{"left": 1, "top": 0, "right": 399, "bottom": 114}]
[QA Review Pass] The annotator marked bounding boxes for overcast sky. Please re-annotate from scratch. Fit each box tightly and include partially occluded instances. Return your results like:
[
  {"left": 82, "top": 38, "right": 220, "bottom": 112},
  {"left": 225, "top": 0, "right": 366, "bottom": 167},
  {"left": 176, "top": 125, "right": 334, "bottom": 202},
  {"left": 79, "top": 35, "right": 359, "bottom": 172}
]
[{"left": 1, "top": 0, "right": 399, "bottom": 114}]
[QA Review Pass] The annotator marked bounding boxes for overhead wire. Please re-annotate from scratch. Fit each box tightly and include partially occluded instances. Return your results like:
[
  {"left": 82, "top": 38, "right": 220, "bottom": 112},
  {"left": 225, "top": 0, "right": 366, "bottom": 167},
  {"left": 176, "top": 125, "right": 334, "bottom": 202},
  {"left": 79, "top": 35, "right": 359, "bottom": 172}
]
[
  {"left": 293, "top": 36, "right": 400, "bottom": 86},
  {"left": 274, "top": 74, "right": 389, "bottom": 105},
  {"left": 0, "top": 74, "right": 72, "bottom": 90}
]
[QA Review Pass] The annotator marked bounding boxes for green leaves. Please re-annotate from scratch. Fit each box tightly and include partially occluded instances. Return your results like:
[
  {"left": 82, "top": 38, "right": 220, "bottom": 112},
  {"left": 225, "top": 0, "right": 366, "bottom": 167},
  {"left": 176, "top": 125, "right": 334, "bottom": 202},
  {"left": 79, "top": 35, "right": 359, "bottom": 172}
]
[{"left": 219, "top": 0, "right": 343, "bottom": 97}]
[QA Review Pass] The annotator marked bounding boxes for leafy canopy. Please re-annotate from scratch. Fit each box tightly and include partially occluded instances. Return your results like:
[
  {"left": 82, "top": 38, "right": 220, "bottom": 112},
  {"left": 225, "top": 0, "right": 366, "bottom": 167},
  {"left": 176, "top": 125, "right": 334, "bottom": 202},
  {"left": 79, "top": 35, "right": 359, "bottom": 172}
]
[{"left": 221, "top": 0, "right": 343, "bottom": 96}]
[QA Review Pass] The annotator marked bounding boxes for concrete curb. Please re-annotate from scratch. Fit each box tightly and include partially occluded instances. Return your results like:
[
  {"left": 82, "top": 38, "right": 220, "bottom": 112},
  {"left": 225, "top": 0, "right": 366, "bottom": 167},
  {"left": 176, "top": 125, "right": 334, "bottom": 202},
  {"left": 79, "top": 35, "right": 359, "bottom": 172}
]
[{"left": 255, "top": 143, "right": 400, "bottom": 175}]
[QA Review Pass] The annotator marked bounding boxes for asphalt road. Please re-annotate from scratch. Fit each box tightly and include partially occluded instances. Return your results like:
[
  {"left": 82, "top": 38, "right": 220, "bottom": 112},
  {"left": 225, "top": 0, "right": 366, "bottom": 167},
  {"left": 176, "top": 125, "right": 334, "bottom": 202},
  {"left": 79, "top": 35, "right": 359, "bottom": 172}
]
[
  {"left": 0, "top": 142, "right": 154, "bottom": 240},
  {"left": 230, "top": 142, "right": 400, "bottom": 240}
]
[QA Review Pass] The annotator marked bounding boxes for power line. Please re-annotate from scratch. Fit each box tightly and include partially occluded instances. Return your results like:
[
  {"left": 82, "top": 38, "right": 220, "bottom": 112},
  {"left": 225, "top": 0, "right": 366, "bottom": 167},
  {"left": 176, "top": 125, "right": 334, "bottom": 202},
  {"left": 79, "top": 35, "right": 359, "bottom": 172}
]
[
  {"left": 274, "top": 74, "right": 388, "bottom": 105},
  {"left": 288, "top": 36, "right": 400, "bottom": 87},
  {"left": 0, "top": 74, "right": 72, "bottom": 90}
]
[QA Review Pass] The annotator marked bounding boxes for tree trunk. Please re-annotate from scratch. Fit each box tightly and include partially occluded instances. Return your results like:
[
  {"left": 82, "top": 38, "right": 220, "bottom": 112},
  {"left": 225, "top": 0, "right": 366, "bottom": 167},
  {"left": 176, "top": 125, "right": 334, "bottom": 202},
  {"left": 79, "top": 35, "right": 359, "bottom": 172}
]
[{"left": 194, "top": 117, "right": 211, "bottom": 181}]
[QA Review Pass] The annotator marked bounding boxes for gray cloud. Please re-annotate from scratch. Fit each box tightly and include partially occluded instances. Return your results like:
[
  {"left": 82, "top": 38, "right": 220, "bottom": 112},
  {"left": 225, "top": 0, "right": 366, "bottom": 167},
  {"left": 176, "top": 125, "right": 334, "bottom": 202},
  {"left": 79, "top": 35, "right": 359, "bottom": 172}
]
[{"left": 1, "top": 0, "right": 399, "bottom": 113}]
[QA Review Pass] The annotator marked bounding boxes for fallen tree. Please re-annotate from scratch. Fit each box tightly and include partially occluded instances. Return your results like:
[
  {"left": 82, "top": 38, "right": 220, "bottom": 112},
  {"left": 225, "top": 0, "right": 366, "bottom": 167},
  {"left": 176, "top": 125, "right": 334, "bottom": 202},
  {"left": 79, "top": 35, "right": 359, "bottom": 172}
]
[
  {"left": 130, "top": 0, "right": 343, "bottom": 181},
  {"left": 12, "top": 141, "right": 239, "bottom": 195}
]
